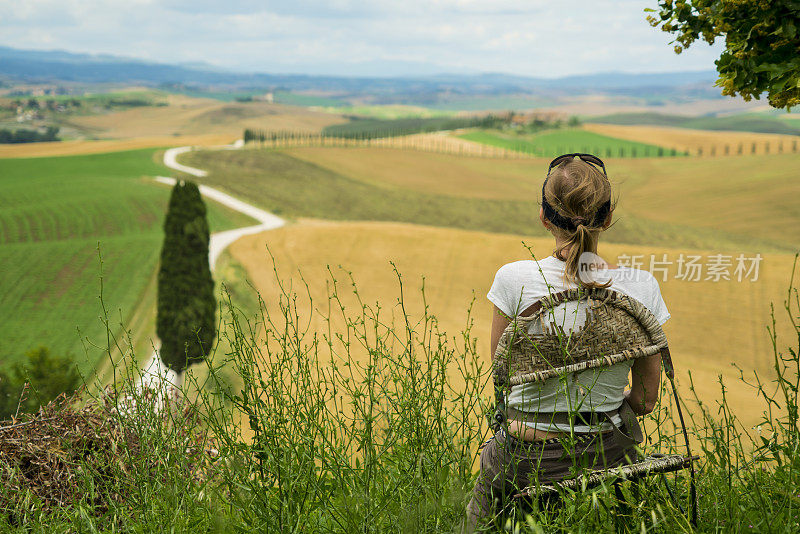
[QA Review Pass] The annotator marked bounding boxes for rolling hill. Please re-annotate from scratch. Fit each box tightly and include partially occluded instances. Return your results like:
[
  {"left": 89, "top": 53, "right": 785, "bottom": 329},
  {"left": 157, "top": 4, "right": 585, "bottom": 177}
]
[{"left": 183, "top": 146, "right": 800, "bottom": 253}]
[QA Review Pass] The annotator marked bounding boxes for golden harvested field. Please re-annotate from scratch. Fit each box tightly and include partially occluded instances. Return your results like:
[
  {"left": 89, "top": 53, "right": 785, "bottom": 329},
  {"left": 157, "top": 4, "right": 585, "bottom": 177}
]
[
  {"left": 614, "top": 155, "right": 800, "bottom": 251},
  {"left": 229, "top": 220, "right": 799, "bottom": 430},
  {"left": 285, "top": 146, "right": 543, "bottom": 199},
  {"left": 68, "top": 95, "right": 346, "bottom": 139},
  {"left": 584, "top": 123, "right": 798, "bottom": 155},
  {"left": 280, "top": 147, "right": 800, "bottom": 251},
  {"left": 0, "top": 134, "right": 236, "bottom": 158}
]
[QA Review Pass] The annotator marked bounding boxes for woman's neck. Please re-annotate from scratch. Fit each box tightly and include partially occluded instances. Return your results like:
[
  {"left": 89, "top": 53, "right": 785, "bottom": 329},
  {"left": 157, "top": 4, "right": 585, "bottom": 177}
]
[
  {"left": 552, "top": 239, "right": 598, "bottom": 258},
  {"left": 552, "top": 240, "right": 617, "bottom": 269}
]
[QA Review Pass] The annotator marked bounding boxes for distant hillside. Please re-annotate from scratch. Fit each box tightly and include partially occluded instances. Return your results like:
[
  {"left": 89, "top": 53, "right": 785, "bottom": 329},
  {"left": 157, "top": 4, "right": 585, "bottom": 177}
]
[
  {"left": 586, "top": 112, "right": 800, "bottom": 135},
  {"left": 0, "top": 46, "right": 720, "bottom": 101}
]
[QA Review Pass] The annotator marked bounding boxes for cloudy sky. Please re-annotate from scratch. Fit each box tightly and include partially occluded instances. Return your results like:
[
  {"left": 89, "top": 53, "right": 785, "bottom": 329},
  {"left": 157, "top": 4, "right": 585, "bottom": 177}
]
[{"left": 3, "top": 0, "right": 724, "bottom": 77}]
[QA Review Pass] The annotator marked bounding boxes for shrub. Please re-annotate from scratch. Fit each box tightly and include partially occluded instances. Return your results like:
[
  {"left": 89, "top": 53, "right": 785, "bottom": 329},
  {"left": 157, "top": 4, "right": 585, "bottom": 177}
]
[
  {"left": 0, "top": 126, "right": 60, "bottom": 144},
  {"left": 0, "top": 346, "right": 81, "bottom": 420},
  {"left": 0, "top": 385, "right": 217, "bottom": 530}
]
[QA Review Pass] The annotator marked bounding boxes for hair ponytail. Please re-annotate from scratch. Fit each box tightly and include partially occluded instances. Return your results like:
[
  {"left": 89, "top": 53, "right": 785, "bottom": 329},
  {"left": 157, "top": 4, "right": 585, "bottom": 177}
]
[
  {"left": 542, "top": 159, "right": 613, "bottom": 289},
  {"left": 556, "top": 223, "right": 609, "bottom": 289}
]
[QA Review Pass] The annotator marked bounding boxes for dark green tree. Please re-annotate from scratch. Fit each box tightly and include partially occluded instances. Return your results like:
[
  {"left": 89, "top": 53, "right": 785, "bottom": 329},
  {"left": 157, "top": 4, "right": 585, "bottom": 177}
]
[
  {"left": 647, "top": 0, "right": 800, "bottom": 109},
  {"left": 156, "top": 180, "right": 216, "bottom": 373}
]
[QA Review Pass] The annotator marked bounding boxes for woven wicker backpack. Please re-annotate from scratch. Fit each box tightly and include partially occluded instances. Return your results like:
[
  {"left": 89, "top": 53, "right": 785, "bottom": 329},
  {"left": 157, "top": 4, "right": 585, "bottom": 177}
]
[{"left": 491, "top": 286, "right": 698, "bottom": 524}]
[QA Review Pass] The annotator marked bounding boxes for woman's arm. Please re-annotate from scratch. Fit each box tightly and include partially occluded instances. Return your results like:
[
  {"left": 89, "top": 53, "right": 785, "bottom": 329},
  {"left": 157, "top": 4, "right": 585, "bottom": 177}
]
[
  {"left": 489, "top": 305, "right": 511, "bottom": 359},
  {"left": 627, "top": 352, "right": 662, "bottom": 415}
]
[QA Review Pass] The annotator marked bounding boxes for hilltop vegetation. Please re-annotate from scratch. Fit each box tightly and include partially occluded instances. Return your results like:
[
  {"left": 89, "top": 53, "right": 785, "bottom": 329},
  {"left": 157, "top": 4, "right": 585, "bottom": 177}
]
[{"left": 0, "top": 126, "right": 59, "bottom": 144}]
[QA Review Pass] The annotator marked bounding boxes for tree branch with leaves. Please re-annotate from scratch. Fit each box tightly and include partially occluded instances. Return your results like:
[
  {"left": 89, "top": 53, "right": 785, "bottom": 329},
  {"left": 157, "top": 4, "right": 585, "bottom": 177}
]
[{"left": 647, "top": 0, "right": 800, "bottom": 109}]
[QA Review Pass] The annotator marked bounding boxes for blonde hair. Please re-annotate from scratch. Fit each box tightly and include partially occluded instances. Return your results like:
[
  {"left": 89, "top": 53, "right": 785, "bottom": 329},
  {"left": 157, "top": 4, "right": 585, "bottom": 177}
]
[{"left": 542, "top": 159, "right": 613, "bottom": 288}]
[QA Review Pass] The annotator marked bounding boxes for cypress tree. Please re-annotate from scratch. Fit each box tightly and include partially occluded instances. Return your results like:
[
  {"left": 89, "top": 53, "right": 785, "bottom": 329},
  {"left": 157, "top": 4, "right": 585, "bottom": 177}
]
[{"left": 156, "top": 181, "right": 216, "bottom": 373}]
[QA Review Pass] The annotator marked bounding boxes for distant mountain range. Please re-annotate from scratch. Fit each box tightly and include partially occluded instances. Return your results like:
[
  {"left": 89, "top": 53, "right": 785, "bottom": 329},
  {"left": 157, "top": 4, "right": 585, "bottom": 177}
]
[{"left": 0, "top": 45, "right": 720, "bottom": 99}]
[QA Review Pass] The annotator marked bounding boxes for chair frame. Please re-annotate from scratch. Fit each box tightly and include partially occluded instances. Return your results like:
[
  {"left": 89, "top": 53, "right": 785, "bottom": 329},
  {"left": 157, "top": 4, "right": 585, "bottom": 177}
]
[{"left": 491, "top": 287, "right": 698, "bottom": 525}]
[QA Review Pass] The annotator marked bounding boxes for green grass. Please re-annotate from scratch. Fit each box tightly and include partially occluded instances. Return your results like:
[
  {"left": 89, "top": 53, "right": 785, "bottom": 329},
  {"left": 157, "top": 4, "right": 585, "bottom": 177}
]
[
  {"left": 182, "top": 148, "right": 791, "bottom": 254},
  {"left": 4, "top": 257, "right": 800, "bottom": 532},
  {"left": 585, "top": 112, "right": 800, "bottom": 135},
  {"left": 0, "top": 148, "right": 256, "bottom": 374},
  {"left": 459, "top": 129, "right": 676, "bottom": 158}
]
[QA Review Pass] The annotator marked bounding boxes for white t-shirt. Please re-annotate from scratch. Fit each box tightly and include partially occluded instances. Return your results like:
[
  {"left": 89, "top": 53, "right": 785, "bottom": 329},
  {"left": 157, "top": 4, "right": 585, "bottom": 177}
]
[{"left": 487, "top": 256, "right": 670, "bottom": 433}]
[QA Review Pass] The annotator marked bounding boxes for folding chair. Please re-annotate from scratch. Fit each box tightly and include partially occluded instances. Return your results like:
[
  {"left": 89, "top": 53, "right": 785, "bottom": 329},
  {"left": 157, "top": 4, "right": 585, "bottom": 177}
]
[{"left": 491, "top": 287, "right": 698, "bottom": 525}]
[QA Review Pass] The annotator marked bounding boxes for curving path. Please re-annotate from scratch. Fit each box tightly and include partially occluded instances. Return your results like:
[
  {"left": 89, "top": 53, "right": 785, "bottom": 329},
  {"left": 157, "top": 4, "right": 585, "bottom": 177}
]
[{"left": 137, "top": 142, "right": 283, "bottom": 398}]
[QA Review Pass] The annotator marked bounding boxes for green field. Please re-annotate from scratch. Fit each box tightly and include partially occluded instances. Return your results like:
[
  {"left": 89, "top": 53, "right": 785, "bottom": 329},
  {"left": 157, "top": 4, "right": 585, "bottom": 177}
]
[
  {"left": 585, "top": 112, "right": 800, "bottom": 135},
  {"left": 458, "top": 128, "right": 676, "bottom": 157},
  {"left": 182, "top": 147, "right": 800, "bottom": 254},
  {"left": 0, "top": 149, "right": 255, "bottom": 375}
]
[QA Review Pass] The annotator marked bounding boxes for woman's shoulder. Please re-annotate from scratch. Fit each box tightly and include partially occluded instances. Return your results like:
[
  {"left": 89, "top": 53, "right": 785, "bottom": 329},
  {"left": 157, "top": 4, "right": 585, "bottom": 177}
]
[
  {"left": 494, "top": 257, "right": 559, "bottom": 278},
  {"left": 608, "top": 267, "right": 670, "bottom": 324},
  {"left": 488, "top": 257, "right": 560, "bottom": 317}
]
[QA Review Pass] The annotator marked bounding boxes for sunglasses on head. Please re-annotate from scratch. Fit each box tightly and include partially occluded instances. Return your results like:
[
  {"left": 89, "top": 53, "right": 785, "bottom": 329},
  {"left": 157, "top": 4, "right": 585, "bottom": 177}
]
[
  {"left": 542, "top": 153, "right": 611, "bottom": 231},
  {"left": 546, "top": 153, "right": 607, "bottom": 178}
]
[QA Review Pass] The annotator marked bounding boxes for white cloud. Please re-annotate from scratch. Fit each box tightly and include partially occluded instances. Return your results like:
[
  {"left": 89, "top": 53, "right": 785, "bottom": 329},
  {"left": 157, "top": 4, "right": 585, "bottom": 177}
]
[{"left": 0, "top": 0, "right": 724, "bottom": 77}]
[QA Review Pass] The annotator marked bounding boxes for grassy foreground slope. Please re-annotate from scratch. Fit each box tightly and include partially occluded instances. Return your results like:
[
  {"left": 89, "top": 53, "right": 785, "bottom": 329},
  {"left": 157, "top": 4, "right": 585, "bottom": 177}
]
[
  {"left": 184, "top": 147, "right": 800, "bottom": 252},
  {"left": 0, "top": 149, "right": 255, "bottom": 374}
]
